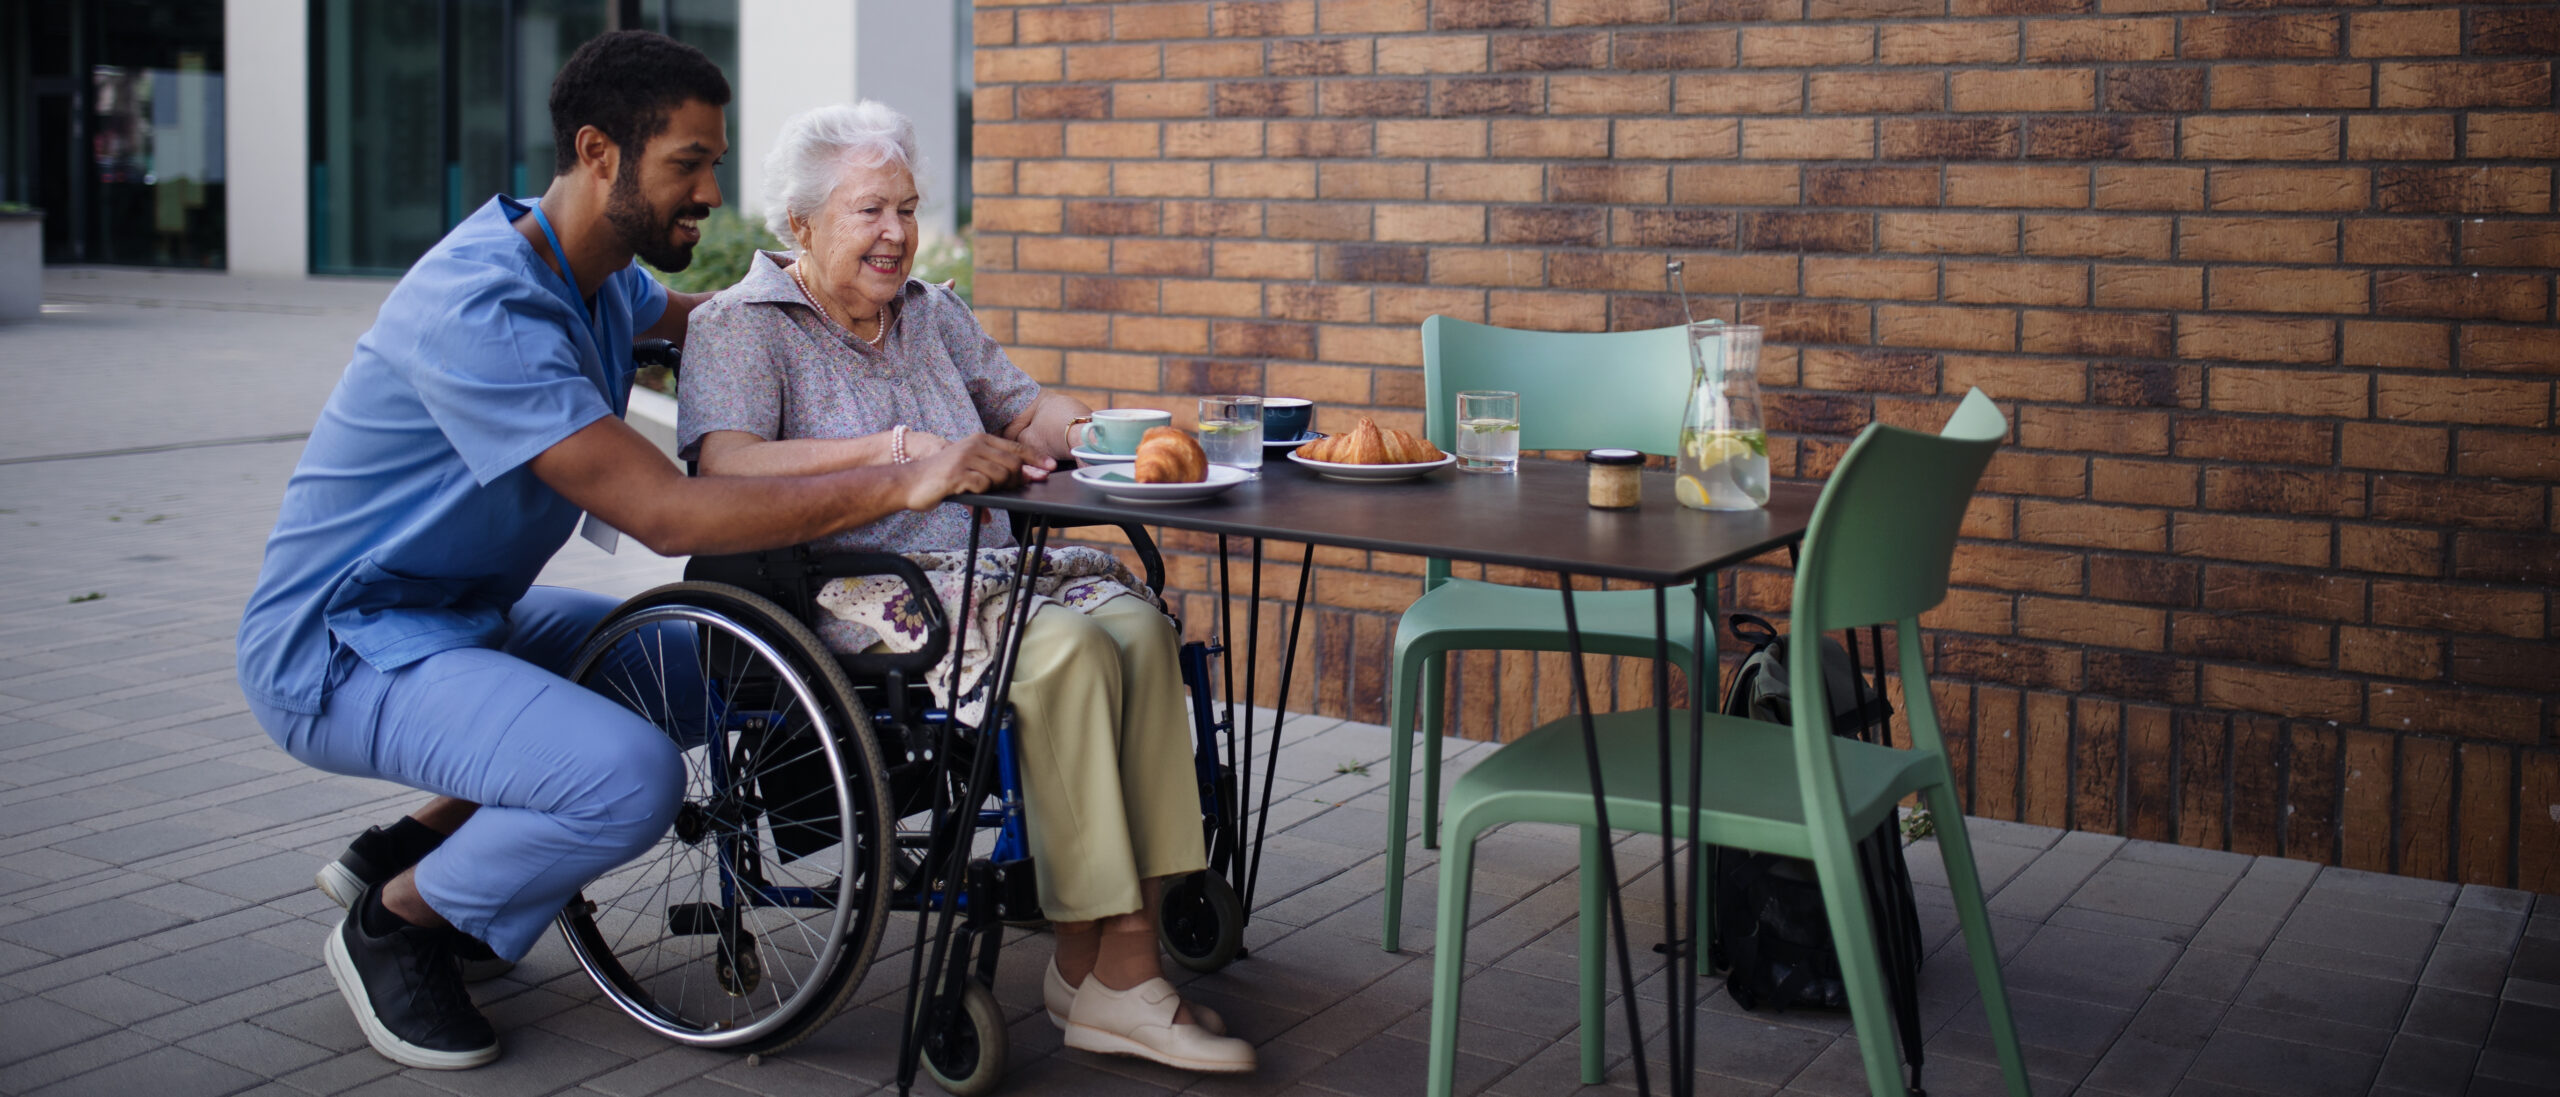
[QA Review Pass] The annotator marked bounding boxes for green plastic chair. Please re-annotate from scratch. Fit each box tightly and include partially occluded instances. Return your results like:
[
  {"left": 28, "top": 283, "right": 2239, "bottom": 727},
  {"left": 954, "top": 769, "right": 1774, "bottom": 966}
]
[
  {"left": 1382, "top": 315, "right": 1703, "bottom": 952},
  {"left": 1424, "top": 389, "right": 2029, "bottom": 1097}
]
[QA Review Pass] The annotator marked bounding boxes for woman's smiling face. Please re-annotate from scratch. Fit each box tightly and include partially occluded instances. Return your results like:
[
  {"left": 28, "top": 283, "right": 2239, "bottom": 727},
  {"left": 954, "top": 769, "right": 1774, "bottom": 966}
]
[{"left": 794, "top": 158, "right": 919, "bottom": 315}]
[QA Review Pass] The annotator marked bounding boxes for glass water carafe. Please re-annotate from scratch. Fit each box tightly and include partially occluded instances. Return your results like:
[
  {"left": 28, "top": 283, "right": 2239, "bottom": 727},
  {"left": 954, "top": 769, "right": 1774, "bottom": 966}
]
[{"left": 1677, "top": 322, "right": 1769, "bottom": 511}]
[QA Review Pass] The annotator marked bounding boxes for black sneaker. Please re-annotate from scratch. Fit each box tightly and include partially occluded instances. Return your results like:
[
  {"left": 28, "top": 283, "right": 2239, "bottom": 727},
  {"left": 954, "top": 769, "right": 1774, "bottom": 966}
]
[
  {"left": 323, "top": 884, "right": 499, "bottom": 1070},
  {"left": 319, "top": 825, "right": 515, "bottom": 982}
]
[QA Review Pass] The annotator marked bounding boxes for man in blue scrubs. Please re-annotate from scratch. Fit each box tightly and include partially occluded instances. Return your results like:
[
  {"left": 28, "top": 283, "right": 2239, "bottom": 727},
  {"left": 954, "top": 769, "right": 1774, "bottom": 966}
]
[{"left": 237, "top": 32, "right": 1048, "bottom": 1070}]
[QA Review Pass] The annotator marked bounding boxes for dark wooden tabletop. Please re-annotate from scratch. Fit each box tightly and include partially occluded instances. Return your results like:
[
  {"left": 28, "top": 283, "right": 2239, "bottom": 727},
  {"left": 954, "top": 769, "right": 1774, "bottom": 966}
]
[{"left": 954, "top": 457, "right": 1818, "bottom": 586}]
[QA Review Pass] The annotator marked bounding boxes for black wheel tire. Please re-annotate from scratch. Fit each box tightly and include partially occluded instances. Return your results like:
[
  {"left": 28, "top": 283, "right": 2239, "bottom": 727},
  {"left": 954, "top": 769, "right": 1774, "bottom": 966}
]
[
  {"left": 556, "top": 582, "right": 894, "bottom": 1054},
  {"left": 920, "top": 983, "right": 1008, "bottom": 1097},
  {"left": 1158, "top": 870, "right": 1245, "bottom": 973}
]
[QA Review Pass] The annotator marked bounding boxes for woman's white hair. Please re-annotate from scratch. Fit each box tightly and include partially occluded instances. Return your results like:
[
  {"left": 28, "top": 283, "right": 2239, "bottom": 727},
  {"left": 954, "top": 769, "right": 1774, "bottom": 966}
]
[{"left": 763, "top": 100, "right": 923, "bottom": 250}]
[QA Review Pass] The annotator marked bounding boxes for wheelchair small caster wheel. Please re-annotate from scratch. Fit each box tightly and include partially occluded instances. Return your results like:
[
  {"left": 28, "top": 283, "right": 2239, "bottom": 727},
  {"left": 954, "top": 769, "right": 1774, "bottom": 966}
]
[
  {"left": 919, "top": 983, "right": 1007, "bottom": 1097},
  {"left": 716, "top": 931, "right": 762, "bottom": 997},
  {"left": 1158, "top": 870, "right": 1244, "bottom": 973}
]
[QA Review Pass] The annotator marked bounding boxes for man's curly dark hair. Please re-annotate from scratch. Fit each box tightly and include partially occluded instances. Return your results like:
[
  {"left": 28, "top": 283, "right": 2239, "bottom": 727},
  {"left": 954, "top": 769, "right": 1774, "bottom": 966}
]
[{"left": 547, "top": 30, "right": 731, "bottom": 177}]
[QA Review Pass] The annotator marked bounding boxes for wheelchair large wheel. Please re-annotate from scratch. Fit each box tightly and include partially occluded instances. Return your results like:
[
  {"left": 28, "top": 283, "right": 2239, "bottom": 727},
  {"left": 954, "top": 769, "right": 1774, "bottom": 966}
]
[{"left": 559, "top": 582, "right": 894, "bottom": 1053}]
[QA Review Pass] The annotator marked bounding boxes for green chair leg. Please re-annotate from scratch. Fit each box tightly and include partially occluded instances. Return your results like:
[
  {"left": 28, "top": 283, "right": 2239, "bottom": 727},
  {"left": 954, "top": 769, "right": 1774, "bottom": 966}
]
[
  {"left": 1425, "top": 812, "right": 1482, "bottom": 1097},
  {"left": 1579, "top": 827, "right": 1606, "bottom": 1085},
  {"left": 1811, "top": 828, "right": 1908, "bottom": 1097},
  {"left": 1927, "top": 784, "right": 2030, "bottom": 1095},
  {"left": 1383, "top": 665, "right": 1416, "bottom": 953},
  {"left": 1420, "top": 653, "right": 1447, "bottom": 850},
  {"left": 1382, "top": 651, "right": 1447, "bottom": 953}
]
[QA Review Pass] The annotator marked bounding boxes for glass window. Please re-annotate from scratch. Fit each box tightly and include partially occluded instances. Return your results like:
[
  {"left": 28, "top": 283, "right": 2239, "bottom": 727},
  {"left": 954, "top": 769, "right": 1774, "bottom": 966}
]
[
  {"left": 310, "top": 0, "right": 443, "bottom": 274},
  {"left": 308, "top": 0, "right": 737, "bottom": 276}
]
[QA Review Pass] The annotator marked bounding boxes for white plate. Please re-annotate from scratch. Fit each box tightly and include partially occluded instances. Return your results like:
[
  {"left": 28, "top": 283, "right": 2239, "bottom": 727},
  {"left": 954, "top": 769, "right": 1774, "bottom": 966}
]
[
  {"left": 1070, "top": 445, "right": 1137, "bottom": 464},
  {"left": 1071, "top": 462, "right": 1251, "bottom": 503},
  {"left": 1285, "top": 450, "right": 1458, "bottom": 482},
  {"left": 1263, "top": 430, "right": 1326, "bottom": 451}
]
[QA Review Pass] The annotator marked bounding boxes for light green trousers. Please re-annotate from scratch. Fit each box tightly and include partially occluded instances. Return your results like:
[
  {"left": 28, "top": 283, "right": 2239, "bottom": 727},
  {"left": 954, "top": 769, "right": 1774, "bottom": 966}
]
[{"left": 1003, "top": 597, "right": 1207, "bottom": 922}]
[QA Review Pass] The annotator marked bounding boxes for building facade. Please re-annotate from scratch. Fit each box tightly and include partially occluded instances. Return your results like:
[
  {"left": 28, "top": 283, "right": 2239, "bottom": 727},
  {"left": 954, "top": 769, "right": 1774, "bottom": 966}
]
[{"left": 0, "top": 0, "right": 967, "bottom": 276}]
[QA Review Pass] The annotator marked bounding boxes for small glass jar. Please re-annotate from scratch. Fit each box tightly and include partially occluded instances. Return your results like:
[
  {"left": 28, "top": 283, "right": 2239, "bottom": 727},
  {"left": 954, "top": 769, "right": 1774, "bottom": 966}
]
[{"left": 1586, "top": 448, "right": 1643, "bottom": 509}]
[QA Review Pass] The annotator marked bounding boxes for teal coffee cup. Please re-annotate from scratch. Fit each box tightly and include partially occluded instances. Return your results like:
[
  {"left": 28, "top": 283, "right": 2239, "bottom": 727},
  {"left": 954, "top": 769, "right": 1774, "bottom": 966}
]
[{"left": 1070, "top": 408, "right": 1174, "bottom": 454}]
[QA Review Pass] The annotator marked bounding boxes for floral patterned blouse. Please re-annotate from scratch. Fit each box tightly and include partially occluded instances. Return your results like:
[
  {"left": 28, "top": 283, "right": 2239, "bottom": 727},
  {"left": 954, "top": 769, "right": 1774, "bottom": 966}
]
[
  {"left": 677, "top": 249, "right": 1041, "bottom": 555},
  {"left": 677, "top": 250, "right": 1154, "bottom": 700}
]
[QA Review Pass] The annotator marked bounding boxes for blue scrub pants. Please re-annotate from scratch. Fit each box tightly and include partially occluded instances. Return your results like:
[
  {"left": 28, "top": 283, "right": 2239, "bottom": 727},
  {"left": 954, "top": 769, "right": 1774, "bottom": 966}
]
[{"left": 248, "top": 587, "right": 698, "bottom": 960}]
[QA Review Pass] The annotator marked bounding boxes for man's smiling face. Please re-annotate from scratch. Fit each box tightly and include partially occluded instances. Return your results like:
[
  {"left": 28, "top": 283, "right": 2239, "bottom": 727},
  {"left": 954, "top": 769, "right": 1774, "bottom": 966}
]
[{"left": 607, "top": 97, "right": 726, "bottom": 271}]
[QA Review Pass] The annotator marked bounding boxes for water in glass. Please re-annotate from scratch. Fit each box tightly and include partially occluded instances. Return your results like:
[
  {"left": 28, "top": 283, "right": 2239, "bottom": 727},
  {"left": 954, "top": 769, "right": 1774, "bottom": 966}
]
[
  {"left": 1454, "top": 390, "right": 1519, "bottom": 473},
  {"left": 1675, "top": 324, "right": 1770, "bottom": 511},
  {"left": 1198, "top": 396, "right": 1264, "bottom": 475}
]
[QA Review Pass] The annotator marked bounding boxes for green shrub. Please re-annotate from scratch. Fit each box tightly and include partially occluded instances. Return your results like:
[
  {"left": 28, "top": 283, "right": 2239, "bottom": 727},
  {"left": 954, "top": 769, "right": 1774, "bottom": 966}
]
[
  {"left": 645, "top": 207, "right": 782, "bottom": 294},
  {"left": 646, "top": 208, "right": 973, "bottom": 304}
]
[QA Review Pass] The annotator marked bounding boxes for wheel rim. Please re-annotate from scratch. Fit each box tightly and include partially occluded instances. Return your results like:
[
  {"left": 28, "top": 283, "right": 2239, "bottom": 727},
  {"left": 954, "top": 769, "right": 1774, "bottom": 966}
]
[{"left": 563, "top": 603, "right": 871, "bottom": 1047}]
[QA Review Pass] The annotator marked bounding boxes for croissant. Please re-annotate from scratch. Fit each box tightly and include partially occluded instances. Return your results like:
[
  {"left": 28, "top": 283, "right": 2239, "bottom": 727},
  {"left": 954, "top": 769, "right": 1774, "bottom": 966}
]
[
  {"left": 1311, "top": 419, "right": 1384, "bottom": 463},
  {"left": 1382, "top": 426, "right": 1443, "bottom": 463},
  {"left": 1134, "top": 426, "right": 1208, "bottom": 483},
  {"left": 1302, "top": 418, "right": 1443, "bottom": 465}
]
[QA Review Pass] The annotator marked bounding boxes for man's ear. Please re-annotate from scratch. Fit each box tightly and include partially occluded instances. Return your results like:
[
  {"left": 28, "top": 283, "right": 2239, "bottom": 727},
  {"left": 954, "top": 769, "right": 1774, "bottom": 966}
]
[{"left": 576, "top": 124, "right": 621, "bottom": 184}]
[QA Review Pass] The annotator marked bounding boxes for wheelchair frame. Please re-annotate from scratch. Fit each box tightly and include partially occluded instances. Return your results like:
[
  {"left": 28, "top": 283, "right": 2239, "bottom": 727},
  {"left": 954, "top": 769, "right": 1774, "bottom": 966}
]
[{"left": 558, "top": 347, "right": 1249, "bottom": 1094}]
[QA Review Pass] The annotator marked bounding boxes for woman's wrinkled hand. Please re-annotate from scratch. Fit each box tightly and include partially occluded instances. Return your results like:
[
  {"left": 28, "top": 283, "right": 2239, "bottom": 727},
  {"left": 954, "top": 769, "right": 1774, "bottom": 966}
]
[{"left": 903, "top": 433, "right": 1054, "bottom": 511}]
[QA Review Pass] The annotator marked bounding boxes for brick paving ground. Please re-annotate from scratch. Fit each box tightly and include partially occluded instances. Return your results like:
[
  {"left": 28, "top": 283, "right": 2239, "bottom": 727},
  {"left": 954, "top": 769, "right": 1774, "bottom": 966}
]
[{"left": 1, "top": 269, "right": 2551, "bottom": 1097}]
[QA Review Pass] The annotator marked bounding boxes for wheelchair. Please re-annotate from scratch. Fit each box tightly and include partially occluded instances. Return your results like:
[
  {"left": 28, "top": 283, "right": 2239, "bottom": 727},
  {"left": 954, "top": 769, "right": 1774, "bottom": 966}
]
[{"left": 554, "top": 345, "right": 1248, "bottom": 1094}]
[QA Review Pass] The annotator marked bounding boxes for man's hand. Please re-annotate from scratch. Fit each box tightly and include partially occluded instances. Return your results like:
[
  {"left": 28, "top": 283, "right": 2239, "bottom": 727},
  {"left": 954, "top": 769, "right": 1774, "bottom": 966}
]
[{"left": 901, "top": 434, "right": 1053, "bottom": 512}]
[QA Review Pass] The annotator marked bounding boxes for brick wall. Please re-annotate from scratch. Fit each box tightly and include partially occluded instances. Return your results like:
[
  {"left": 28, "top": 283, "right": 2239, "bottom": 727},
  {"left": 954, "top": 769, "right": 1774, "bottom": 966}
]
[{"left": 964, "top": 0, "right": 2560, "bottom": 891}]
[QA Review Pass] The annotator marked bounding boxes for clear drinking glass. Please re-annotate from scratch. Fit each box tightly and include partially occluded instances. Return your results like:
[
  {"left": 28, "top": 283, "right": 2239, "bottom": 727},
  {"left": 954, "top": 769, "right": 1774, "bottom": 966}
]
[
  {"left": 1198, "top": 395, "right": 1264, "bottom": 476},
  {"left": 1454, "top": 390, "right": 1520, "bottom": 473},
  {"left": 1677, "top": 323, "right": 1769, "bottom": 511}
]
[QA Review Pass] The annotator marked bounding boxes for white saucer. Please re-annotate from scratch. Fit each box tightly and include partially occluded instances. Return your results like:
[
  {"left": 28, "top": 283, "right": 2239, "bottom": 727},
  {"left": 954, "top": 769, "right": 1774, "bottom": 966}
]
[
  {"left": 1264, "top": 430, "right": 1325, "bottom": 451},
  {"left": 1285, "top": 451, "right": 1457, "bottom": 482},
  {"left": 1071, "top": 463, "right": 1251, "bottom": 503},
  {"left": 1070, "top": 445, "right": 1137, "bottom": 464}
]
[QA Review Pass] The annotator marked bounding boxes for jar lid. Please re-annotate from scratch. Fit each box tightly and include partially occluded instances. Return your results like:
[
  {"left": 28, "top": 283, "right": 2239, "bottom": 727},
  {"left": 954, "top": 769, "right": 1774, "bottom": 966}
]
[{"left": 1585, "top": 448, "right": 1642, "bottom": 466}]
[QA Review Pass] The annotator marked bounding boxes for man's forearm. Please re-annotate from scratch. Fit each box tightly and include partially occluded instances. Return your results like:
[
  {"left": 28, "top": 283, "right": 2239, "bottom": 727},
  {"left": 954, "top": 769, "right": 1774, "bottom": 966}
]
[
  {"left": 698, "top": 434, "right": 896, "bottom": 479},
  {"left": 625, "top": 466, "right": 913, "bottom": 557}
]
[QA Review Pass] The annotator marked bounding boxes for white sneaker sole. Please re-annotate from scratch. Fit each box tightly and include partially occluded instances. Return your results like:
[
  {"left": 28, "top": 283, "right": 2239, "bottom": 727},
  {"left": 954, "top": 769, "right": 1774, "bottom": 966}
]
[
  {"left": 322, "top": 923, "right": 499, "bottom": 1071},
  {"left": 1062, "top": 1021, "right": 1254, "bottom": 1073},
  {"left": 316, "top": 861, "right": 366, "bottom": 910}
]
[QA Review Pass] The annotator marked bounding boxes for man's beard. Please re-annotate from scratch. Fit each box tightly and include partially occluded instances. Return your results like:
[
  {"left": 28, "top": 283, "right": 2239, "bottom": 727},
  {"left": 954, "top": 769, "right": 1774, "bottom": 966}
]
[{"left": 607, "top": 168, "right": 710, "bottom": 272}]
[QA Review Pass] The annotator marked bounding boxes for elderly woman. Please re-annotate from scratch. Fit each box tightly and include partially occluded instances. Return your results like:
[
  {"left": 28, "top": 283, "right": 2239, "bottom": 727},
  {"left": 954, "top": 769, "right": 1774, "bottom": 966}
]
[{"left": 676, "top": 102, "right": 1253, "bottom": 1076}]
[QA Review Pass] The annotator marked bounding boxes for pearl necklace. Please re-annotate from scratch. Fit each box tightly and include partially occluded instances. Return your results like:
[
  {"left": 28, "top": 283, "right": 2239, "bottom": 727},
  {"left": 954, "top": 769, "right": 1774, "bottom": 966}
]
[{"left": 791, "top": 260, "right": 888, "bottom": 347}]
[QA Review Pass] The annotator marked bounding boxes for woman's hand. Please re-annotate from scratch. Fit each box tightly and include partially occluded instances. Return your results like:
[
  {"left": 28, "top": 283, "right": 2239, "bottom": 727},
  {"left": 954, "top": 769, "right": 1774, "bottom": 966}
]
[{"left": 902, "top": 434, "right": 1053, "bottom": 511}]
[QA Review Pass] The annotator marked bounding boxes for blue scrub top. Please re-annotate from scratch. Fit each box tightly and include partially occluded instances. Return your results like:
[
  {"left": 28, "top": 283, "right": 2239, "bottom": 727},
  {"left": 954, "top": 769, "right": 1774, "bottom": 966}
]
[{"left": 238, "top": 195, "right": 669, "bottom": 715}]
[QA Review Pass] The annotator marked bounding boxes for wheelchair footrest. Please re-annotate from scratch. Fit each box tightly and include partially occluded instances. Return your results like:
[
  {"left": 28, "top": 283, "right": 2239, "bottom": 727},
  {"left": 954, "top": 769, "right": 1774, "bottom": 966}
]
[{"left": 665, "top": 902, "right": 722, "bottom": 935}]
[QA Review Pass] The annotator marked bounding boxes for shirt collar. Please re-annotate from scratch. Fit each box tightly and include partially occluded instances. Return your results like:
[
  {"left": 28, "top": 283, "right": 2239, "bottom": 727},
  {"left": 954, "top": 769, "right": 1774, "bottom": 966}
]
[{"left": 733, "top": 249, "right": 925, "bottom": 308}]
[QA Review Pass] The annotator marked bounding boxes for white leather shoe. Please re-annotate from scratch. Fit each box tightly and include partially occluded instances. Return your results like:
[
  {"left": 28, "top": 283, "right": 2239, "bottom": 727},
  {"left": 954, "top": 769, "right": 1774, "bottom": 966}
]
[
  {"left": 1063, "top": 976, "right": 1256, "bottom": 1074},
  {"left": 1045, "top": 957, "right": 1224, "bottom": 1035}
]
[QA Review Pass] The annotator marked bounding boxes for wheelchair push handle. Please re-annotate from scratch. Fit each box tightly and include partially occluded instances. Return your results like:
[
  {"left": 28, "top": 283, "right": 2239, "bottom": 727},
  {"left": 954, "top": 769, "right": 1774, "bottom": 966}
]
[{"left": 633, "top": 339, "right": 682, "bottom": 372}]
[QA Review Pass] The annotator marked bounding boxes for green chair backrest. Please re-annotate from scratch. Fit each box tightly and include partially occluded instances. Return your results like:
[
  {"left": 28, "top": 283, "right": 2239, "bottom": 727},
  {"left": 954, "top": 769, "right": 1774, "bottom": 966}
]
[
  {"left": 1420, "top": 315, "right": 1694, "bottom": 457},
  {"left": 1792, "top": 389, "right": 2007, "bottom": 638},
  {"left": 1419, "top": 315, "right": 1696, "bottom": 589}
]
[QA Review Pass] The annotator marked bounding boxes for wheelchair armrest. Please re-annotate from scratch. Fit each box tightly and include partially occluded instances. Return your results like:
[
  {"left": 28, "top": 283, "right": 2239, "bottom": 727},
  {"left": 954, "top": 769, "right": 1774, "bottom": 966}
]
[
  {"left": 1007, "top": 513, "right": 1168, "bottom": 595},
  {"left": 683, "top": 547, "right": 951, "bottom": 677}
]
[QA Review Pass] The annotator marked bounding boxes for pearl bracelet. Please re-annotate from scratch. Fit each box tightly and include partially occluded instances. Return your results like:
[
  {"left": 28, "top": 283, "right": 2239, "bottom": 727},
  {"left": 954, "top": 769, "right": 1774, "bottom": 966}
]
[{"left": 891, "top": 424, "right": 911, "bottom": 465}]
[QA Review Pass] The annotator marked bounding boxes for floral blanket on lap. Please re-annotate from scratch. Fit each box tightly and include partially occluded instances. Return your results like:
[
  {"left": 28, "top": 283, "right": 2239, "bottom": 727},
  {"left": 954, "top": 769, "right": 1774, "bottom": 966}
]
[{"left": 812, "top": 545, "right": 1155, "bottom": 727}]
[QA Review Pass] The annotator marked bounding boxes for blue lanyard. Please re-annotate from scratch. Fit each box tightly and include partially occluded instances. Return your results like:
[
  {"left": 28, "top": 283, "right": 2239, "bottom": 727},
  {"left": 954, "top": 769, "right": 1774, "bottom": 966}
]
[
  {"left": 527, "top": 202, "right": 596, "bottom": 325},
  {"left": 524, "top": 199, "right": 625, "bottom": 415}
]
